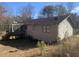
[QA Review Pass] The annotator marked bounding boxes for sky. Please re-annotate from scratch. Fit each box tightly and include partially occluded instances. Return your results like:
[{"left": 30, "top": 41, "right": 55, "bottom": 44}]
[{"left": 1, "top": 2, "right": 79, "bottom": 18}]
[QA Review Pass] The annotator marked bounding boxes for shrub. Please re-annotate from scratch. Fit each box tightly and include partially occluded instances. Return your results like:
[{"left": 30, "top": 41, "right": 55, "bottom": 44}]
[
  {"left": 37, "top": 41, "right": 48, "bottom": 56},
  {"left": 54, "top": 36, "right": 79, "bottom": 57}
]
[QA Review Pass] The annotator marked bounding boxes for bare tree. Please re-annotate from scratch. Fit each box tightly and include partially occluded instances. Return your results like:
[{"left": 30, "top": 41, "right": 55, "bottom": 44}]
[
  {"left": 0, "top": 4, "right": 7, "bottom": 23},
  {"left": 0, "top": 4, "right": 7, "bottom": 15},
  {"left": 20, "top": 4, "right": 34, "bottom": 23},
  {"left": 0, "top": 4, "right": 7, "bottom": 31}
]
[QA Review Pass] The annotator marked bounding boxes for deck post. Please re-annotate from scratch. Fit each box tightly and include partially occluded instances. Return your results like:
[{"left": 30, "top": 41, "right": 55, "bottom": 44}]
[{"left": 12, "top": 24, "right": 14, "bottom": 32}]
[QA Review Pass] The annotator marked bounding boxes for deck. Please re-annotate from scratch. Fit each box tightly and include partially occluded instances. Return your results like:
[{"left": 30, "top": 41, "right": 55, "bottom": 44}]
[{"left": 2, "top": 23, "right": 27, "bottom": 39}]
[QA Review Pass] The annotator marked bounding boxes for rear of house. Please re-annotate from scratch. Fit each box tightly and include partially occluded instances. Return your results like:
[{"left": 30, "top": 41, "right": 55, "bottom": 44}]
[
  {"left": 26, "top": 15, "right": 74, "bottom": 43},
  {"left": 27, "top": 24, "right": 58, "bottom": 43}
]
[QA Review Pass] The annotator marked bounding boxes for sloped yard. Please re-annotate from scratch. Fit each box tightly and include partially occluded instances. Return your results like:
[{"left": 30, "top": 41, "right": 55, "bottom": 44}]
[{"left": 0, "top": 35, "right": 79, "bottom": 56}]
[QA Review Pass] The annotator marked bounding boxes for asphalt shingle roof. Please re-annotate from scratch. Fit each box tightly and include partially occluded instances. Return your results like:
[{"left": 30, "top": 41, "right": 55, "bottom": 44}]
[{"left": 26, "top": 15, "right": 68, "bottom": 25}]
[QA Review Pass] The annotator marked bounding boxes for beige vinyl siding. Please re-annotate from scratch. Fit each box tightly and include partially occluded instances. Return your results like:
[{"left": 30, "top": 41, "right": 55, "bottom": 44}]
[
  {"left": 26, "top": 24, "right": 58, "bottom": 42},
  {"left": 58, "top": 18, "right": 73, "bottom": 40}
]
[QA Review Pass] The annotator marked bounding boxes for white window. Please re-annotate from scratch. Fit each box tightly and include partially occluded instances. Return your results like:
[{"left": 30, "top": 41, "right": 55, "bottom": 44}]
[{"left": 42, "top": 26, "right": 50, "bottom": 33}]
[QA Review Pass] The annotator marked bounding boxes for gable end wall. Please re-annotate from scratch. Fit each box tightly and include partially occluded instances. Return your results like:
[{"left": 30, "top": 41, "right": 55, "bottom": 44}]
[{"left": 58, "top": 18, "right": 73, "bottom": 40}]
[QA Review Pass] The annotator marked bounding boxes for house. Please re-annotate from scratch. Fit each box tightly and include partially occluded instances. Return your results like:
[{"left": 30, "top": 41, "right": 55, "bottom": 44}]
[{"left": 25, "top": 15, "right": 74, "bottom": 43}]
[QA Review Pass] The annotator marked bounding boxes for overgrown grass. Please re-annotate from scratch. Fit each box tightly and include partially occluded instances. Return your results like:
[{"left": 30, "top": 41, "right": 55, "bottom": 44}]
[
  {"left": 35, "top": 36, "right": 79, "bottom": 57},
  {"left": 51, "top": 36, "right": 79, "bottom": 57}
]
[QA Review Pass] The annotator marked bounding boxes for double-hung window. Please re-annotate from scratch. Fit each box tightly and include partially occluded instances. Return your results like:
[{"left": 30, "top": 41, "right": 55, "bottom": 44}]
[{"left": 42, "top": 26, "right": 50, "bottom": 33}]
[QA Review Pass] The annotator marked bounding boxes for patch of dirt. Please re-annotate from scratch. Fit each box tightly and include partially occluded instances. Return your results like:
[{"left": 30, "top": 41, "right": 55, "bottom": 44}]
[{"left": 0, "top": 38, "right": 40, "bottom": 57}]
